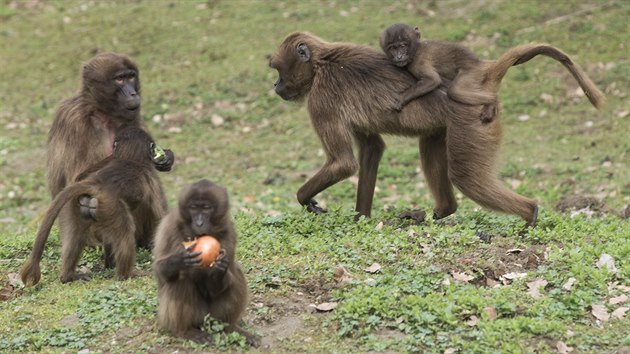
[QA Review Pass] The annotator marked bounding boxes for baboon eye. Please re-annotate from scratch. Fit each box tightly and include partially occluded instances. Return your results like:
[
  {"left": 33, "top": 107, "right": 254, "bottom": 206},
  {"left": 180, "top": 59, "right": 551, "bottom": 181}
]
[{"left": 115, "top": 78, "right": 124, "bottom": 85}]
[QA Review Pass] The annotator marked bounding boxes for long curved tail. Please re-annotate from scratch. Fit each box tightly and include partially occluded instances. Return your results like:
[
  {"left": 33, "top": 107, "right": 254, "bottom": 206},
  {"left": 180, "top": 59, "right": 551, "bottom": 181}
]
[
  {"left": 487, "top": 43, "right": 604, "bottom": 109},
  {"left": 20, "top": 183, "right": 94, "bottom": 287}
]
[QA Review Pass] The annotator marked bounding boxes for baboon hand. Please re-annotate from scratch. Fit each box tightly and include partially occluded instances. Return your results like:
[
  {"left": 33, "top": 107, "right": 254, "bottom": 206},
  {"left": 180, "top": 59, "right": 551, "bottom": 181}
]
[
  {"left": 154, "top": 149, "right": 175, "bottom": 172},
  {"left": 170, "top": 243, "right": 202, "bottom": 269},
  {"left": 212, "top": 249, "right": 229, "bottom": 274},
  {"left": 306, "top": 199, "right": 327, "bottom": 214}
]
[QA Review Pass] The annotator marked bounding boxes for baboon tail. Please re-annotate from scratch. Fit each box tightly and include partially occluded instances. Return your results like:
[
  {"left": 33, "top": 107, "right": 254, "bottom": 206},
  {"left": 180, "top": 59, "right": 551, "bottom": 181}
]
[
  {"left": 487, "top": 43, "right": 604, "bottom": 109},
  {"left": 20, "top": 184, "right": 94, "bottom": 287}
]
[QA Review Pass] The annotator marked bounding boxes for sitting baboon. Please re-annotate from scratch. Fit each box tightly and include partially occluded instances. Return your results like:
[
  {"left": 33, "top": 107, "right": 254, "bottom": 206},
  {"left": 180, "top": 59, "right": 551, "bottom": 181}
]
[{"left": 153, "top": 180, "right": 260, "bottom": 347}]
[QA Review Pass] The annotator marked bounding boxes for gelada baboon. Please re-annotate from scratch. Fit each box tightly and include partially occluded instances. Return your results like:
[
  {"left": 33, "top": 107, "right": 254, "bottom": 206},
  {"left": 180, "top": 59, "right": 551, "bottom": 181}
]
[
  {"left": 21, "top": 127, "right": 168, "bottom": 286},
  {"left": 153, "top": 180, "right": 260, "bottom": 347},
  {"left": 380, "top": 23, "right": 604, "bottom": 123},
  {"left": 47, "top": 52, "right": 174, "bottom": 272},
  {"left": 269, "top": 31, "right": 604, "bottom": 227}
]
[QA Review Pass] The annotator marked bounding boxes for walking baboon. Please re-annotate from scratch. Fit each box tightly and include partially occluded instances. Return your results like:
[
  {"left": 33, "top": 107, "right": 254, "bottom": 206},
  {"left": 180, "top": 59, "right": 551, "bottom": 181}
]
[
  {"left": 153, "top": 180, "right": 260, "bottom": 347},
  {"left": 379, "top": 24, "right": 603, "bottom": 123},
  {"left": 47, "top": 52, "right": 174, "bottom": 269},
  {"left": 21, "top": 127, "right": 168, "bottom": 286},
  {"left": 269, "top": 31, "right": 603, "bottom": 226}
]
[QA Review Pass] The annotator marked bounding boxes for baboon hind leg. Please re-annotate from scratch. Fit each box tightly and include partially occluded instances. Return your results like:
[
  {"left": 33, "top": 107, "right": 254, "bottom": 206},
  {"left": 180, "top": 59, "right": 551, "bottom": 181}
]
[
  {"left": 106, "top": 202, "right": 137, "bottom": 280},
  {"left": 59, "top": 206, "right": 92, "bottom": 283},
  {"left": 446, "top": 120, "right": 538, "bottom": 226}
]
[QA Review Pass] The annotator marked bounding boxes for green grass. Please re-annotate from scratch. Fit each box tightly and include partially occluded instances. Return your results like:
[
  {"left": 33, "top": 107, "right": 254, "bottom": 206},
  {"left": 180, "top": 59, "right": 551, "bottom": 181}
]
[{"left": 1, "top": 0, "right": 629, "bottom": 352}]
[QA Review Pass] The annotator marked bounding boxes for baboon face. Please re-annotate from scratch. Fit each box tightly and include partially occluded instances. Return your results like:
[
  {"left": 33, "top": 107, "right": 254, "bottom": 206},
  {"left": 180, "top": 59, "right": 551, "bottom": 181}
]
[
  {"left": 269, "top": 33, "right": 316, "bottom": 101},
  {"left": 380, "top": 24, "right": 420, "bottom": 67},
  {"left": 178, "top": 179, "right": 229, "bottom": 236},
  {"left": 81, "top": 52, "right": 141, "bottom": 120}
]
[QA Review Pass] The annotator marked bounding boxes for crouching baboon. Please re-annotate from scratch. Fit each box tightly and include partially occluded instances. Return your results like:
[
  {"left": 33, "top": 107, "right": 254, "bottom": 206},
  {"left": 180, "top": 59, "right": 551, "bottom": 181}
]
[
  {"left": 269, "top": 32, "right": 604, "bottom": 227},
  {"left": 20, "top": 127, "right": 168, "bottom": 286},
  {"left": 47, "top": 52, "right": 174, "bottom": 273},
  {"left": 153, "top": 180, "right": 260, "bottom": 347},
  {"left": 380, "top": 23, "right": 604, "bottom": 122}
]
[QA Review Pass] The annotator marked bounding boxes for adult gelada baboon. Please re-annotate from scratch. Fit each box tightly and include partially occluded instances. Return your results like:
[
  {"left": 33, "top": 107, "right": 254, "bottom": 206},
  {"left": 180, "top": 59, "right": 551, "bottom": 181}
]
[
  {"left": 269, "top": 32, "right": 604, "bottom": 227},
  {"left": 379, "top": 23, "right": 604, "bottom": 122},
  {"left": 153, "top": 180, "right": 260, "bottom": 347},
  {"left": 21, "top": 127, "right": 168, "bottom": 286},
  {"left": 47, "top": 52, "right": 174, "bottom": 274}
]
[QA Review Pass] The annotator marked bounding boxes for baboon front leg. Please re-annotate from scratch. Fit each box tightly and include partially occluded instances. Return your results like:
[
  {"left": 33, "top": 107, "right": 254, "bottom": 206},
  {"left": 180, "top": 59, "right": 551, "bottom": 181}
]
[
  {"left": 419, "top": 130, "right": 458, "bottom": 219},
  {"left": 355, "top": 133, "right": 386, "bottom": 219},
  {"left": 297, "top": 124, "right": 358, "bottom": 214}
]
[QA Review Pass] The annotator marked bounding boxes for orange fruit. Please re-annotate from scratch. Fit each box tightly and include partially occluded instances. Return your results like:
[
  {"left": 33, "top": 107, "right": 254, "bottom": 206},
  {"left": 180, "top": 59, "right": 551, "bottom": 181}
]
[{"left": 182, "top": 235, "right": 221, "bottom": 267}]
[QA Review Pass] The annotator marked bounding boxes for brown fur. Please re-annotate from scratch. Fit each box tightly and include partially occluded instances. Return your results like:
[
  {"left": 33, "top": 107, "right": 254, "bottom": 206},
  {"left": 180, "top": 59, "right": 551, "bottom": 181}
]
[
  {"left": 269, "top": 32, "right": 603, "bottom": 226},
  {"left": 46, "top": 52, "right": 173, "bottom": 278},
  {"left": 153, "top": 180, "right": 260, "bottom": 347},
  {"left": 20, "top": 128, "right": 167, "bottom": 286},
  {"left": 380, "top": 24, "right": 604, "bottom": 122}
]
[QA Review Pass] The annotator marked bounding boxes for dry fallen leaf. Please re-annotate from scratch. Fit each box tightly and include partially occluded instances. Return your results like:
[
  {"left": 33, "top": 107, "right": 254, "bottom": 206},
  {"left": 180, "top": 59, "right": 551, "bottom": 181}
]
[
  {"left": 506, "top": 248, "right": 524, "bottom": 254},
  {"left": 556, "top": 340, "right": 573, "bottom": 353},
  {"left": 444, "top": 348, "right": 457, "bottom": 354},
  {"left": 364, "top": 263, "right": 381, "bottom": 274},
  {"left": 609, "top": 294, "right": 628, "bottom": 305},
  {"left": 451, "top": 271, "right": 475, "bottom": 283},
  {"left": 595, "top": 254, "right": 618, "bottom": 274},
  {"left": 333, "top": 265, "right": 353, "bottom": 284},
  {"left": 562, "top": 277, "right": 577, "bottom": 291},
  {"left": 466, "top": 315, "right": 479, "bottom": 327},
  {"left": 611, "top": 307, "right": 628, "bottom": 320},
  {"left": 484, "top": 306, "right": 497, "bottom": 321},
  {"left": 591, "top": 304, "right": 610, "bottom": 322},
  {"left": 502, "top": 272, "right": 528, "bottom": 280},
  {"left": 374, "top": 221, "right": 384, "bottom": 231},
  {"left": 527, "top": 278, "right": 548, "bottom": 299},
  {"left": 314, "top": 302, "right": 338, "bottom": 312}
]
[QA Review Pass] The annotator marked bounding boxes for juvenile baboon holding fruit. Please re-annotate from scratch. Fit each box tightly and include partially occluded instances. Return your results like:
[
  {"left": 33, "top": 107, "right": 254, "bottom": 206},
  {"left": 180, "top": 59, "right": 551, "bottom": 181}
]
[
  {"left": 153, "top": 180, "right": 260, "bottom": 347},
  {"left": 380, "top": 23, "right": 604, "bottom": 122},
  {"left": 269, "top": 31, "right": 603, "bottom": 226},
  {"left": 21, "top": 127, "right": 168, "bottom": 286}
]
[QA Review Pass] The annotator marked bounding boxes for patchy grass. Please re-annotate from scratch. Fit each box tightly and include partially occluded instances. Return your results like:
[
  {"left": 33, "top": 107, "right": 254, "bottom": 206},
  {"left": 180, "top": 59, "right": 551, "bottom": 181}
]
[{"left": 1, "top": 0, "right": 629, "bottom": 353}]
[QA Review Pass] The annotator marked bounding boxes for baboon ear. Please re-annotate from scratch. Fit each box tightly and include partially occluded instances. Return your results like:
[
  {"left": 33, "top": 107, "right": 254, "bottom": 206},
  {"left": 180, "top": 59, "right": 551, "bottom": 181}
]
[
  {"left": 296, "top": 43, "right": 311, "bottom": 62},
  {"left": 414, "top": 26, "right": 421, "bottom": 38}
]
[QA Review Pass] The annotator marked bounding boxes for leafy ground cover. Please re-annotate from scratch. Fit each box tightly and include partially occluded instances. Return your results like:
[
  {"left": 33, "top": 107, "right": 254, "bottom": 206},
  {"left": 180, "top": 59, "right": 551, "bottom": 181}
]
[{"left": 0, "top": 0, "right": 628, "bottom": 353}]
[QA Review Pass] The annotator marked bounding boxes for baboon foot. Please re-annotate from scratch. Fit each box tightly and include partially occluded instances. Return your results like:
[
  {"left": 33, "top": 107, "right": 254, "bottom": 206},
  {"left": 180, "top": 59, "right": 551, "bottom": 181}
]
[
  {"left": 226, "top": 325, "right": 261, "bottom": 347},
  {"left": 305, "top": 199, "right": 327, "bottom": 214},
  {"left": 480, "top": 104, "right": 497, "bottom": 123},
  {"left": 182, "top": 328, "right": 214, "bottom": 345},
  {"left": 78, "top": 194, "right": 98, "bottom": 220},
  {"left": 398, "top": 209, "right": 427, "bottom": 224},
  {"left": 526, "top": 205, "right": 539, "bottom": 228},
  {"left": 60, "top": 272, "right": 91, "bottom": 284},
  {"left": 433, "top": 205, "right": 457, "bottom": 220}
]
